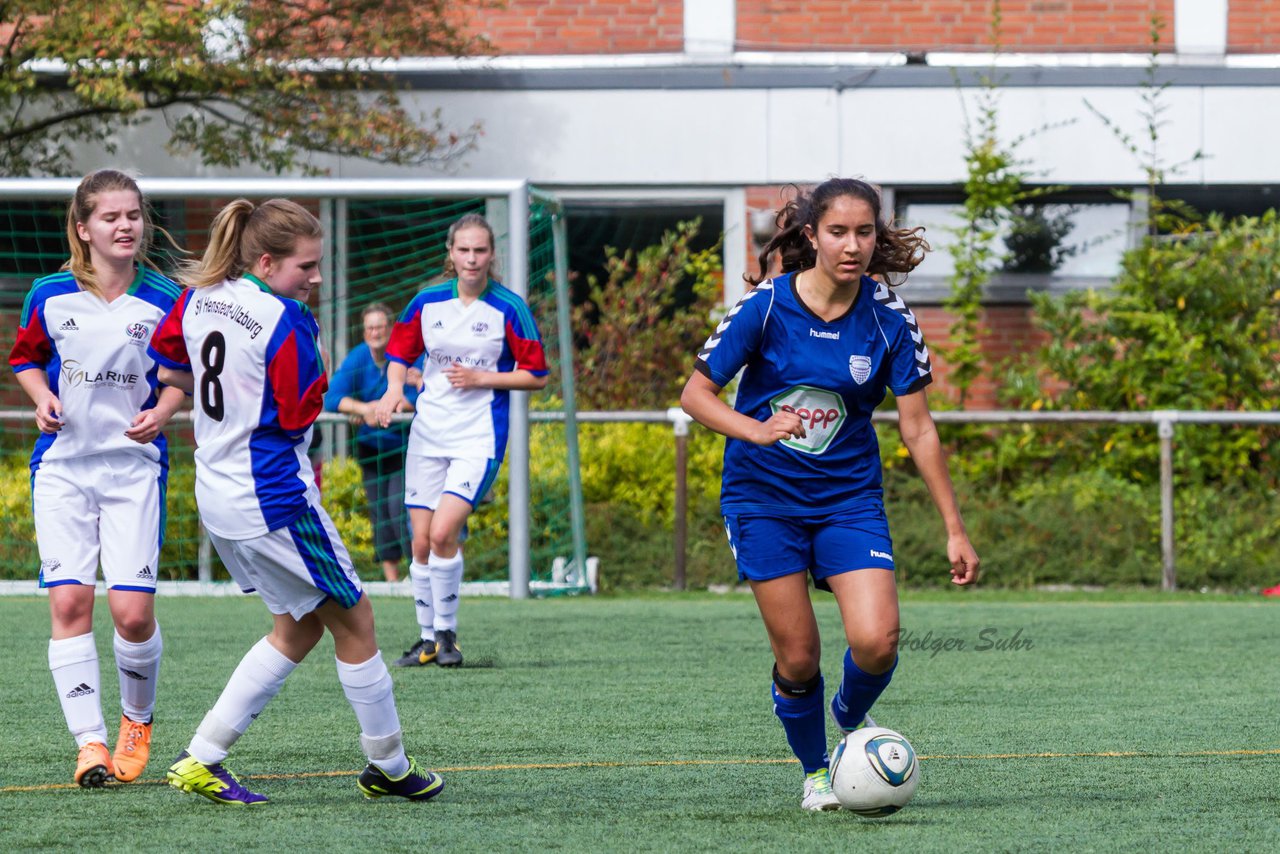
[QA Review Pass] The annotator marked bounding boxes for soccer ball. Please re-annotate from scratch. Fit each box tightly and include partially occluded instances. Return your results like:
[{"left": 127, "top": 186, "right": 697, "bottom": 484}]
[{"left": 828, "top": 726, "right": 920, "bottom": 817}]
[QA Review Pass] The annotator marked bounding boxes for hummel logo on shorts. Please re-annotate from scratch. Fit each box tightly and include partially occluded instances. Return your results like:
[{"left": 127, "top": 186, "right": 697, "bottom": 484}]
[
  {"left": 59, "top": 317, "right": 79, "bottom": 331},
  {"left": 119, "top": 668, "right": 148, "bottom": 682},
  {"left": 66, "top": 682, "right": 95, "bottom": 698},
  {"left": 136, "top": 564, "right": 154, "bottom": 580}
]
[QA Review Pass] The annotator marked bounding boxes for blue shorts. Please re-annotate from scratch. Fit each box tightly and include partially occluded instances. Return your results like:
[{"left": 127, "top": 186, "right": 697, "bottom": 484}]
[{"left": 723, "top": 506, "right": 895, "bottom": 589}]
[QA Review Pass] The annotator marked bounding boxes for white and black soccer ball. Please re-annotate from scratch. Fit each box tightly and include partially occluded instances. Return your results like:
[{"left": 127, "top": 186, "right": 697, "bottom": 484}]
[{"left": 828, "top": 726, "right": 920, "bottom": 817}]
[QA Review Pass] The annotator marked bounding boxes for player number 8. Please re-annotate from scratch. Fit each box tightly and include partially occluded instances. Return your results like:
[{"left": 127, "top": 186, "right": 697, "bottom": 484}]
[{"left": 200, "top": 331, "right": 227, "bottom": 422}]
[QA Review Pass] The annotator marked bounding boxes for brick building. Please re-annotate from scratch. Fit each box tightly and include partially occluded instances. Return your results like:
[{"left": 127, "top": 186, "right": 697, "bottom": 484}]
[{"left": 27, "top": 1, "right": 1280, "bottom": 406}]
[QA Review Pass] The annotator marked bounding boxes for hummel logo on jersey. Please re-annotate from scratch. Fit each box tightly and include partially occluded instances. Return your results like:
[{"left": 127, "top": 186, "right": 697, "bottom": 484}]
[
  {"left": 809, "top": 328, "right": 840, "bottom": 340},
  {"left": 871, "top": 549, "right": 893, "bottom": 561},
  {"left": 136, "top": 564, "right": 154, "bottom": 580},
  {"left": 66, "top": 683, "right": 95, "bottom": 698},
  {"left": 431, "top": 320, "right": 445, "bottom": 329},
  {"left": 119, "top": 668, "right": 148, "bottom": 682},
  {"left": 59, "top": 317, "right": 79, "bottom": 331}
]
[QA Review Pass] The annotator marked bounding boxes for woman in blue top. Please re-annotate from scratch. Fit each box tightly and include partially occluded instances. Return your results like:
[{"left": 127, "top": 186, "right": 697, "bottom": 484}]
[
  {"left": 681, "top": 178, "right": 980, "bottom": 812},
  {"left": 325, "top": 303, "right": 421, "bottom": 582}
]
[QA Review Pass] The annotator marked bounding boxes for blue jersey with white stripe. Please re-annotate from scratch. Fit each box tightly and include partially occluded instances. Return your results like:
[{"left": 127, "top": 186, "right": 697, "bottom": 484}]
[{"left": 694, "top": 272, "right": 931, "bottom": 516}]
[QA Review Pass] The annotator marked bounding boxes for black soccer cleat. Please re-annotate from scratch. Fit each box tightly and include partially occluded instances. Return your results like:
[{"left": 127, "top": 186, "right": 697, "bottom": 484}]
[
  {"left": 357, "top": 757, "right": 445, "bottom": 801},
  {"left": 434, "top": 630, "right": 463, "bottom": 667},
  {"left": 392, "top": 638, "right": 436, "bottom": 667}
]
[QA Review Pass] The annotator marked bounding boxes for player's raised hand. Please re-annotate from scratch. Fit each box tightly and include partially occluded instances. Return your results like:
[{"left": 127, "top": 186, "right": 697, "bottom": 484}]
[
  {"left": 34, "top": 393, "right": 63, "bottom": 433},
  {"left": 750, "top": 410, "right": 806, "bottom": 446},
  {"left": 947, "top": 533, "right": 980, "bottom": 586},
  {"left": 373, "top": 387, "right": 404, "bottom": 428}
]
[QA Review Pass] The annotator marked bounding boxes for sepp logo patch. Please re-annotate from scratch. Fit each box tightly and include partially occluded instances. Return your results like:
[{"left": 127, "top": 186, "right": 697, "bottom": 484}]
[{"left": 768, "top": 385, "right": 847, "bottom": 455}]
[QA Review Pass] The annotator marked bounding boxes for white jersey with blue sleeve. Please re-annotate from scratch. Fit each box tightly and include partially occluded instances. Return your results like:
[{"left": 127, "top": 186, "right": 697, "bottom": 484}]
[
  {"left": 695, "top": 272, "right": 931, "bottom": 516},
  {"left": 386, "top": 279, "right": 548, "bottom": 461},
  {"left": 148, "top": 275, "right": 328, "bottom": 539},
  {"left": 8, "top": 267, "right": 181, "bottom": 471}
]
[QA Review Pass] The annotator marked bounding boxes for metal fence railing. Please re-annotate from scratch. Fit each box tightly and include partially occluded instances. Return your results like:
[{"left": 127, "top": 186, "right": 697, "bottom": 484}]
[
  {"left": 531, "top": 408, "right": 1280, "bottom": 592},
  {"left": 3, "top": 408, "right": 1276, "bottom": 592}
]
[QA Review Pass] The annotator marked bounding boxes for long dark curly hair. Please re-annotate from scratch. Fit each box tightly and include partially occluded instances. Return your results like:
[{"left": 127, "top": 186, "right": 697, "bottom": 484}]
[{"left": 748, "top": 178, "right": 929, "bottom": 287}]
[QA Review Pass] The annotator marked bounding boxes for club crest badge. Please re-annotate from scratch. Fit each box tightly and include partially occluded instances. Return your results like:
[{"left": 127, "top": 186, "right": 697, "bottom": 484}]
[{"left": 849, "top": 355, "right": 872, "bottom": 385}]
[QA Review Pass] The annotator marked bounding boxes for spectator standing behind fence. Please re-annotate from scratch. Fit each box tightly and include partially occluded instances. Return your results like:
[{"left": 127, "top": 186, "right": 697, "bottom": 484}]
[
  {"left": 149, "top": 197, "right": 444, "bottom": 805},
  {"left": 9, "top": 169, "right": 184, "bottom": 788},
  {"left": 680, "top": 178, "right": 980, "bottom": 812},
  {"left": 325, "top": 303, "right": 423, "bottom": 583},
  {"left": 375, "top": 213, "right": 549, "bottom": 669}
]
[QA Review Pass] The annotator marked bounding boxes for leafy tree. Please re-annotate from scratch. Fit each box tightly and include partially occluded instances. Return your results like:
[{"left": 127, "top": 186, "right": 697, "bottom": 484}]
[
  {"left": 0, "top": 1, "right": 488, "bottom": 175},
  {"left": 1008, "top": 211, "right": 1280, "bottom": 488},
  {"left": 1002, "top": 203, "right": 1076, "bottom": 274},
  {"left": 944, "top": 0, "right": 1065, "bottom": 405},
  {"left": 571, "top": 220, "right": 722, "bottom": 410}
]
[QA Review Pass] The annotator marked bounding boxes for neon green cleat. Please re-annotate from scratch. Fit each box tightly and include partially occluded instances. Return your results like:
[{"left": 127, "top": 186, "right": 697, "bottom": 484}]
[{"left": 166, "top": 751, "right": 268, "bottom": 805}]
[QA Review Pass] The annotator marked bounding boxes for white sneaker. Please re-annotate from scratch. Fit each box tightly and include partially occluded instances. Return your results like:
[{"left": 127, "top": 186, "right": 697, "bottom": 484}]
[
  {"left": 801, "top": 768, "right": 841, "bottom": 811},
  {"left": 830, "top": 695, "right": 876, "bottom": 734}
]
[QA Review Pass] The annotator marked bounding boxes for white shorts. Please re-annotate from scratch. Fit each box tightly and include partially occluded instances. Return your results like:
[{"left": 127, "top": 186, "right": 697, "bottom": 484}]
[
  {"left": 405, "top": 454, "right": 500, "bottom": 510},
  {"left": 33, "top": 451, "right": 164, "bottom": 592},
  {"left": 209, "top": 502, "right": 363, "bottom": 621}
]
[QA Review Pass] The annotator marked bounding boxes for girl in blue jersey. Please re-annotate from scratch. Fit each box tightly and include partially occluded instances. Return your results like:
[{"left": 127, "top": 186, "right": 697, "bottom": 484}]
[
  {"left": 9, "top": 170, "right": 184, "bottom": 788},
  {"left": 324, "top": 302, "right": 422, "bottom": 583},
  {"left": 150, "top": 198, "right": 444, "bottom": 805},
  {"left": 680, "top": 178, "right": 980, "bottom": 811}
]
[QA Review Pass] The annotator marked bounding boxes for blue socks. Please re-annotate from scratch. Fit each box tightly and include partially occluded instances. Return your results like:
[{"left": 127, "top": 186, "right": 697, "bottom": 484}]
[
  {"left": 832, "top": 649, "right": 895, "bottom": 729},
  {"left": 771, "top": 679, "right": 828, "bottom": 775}
]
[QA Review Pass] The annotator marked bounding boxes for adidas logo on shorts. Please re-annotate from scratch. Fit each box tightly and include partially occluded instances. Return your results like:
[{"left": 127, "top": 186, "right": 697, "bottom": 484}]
[
  {"left": 59, "top": 317, "right": 79, "bottom": 331},
  {"left": 66, "top": 683, "right": 94, "bottom": 698},
  {"left": 119, "top": 668, "right": 148, "bottom": 682},
  {"left": 136, "top": 564, "right": 154, "bottom": 580}
]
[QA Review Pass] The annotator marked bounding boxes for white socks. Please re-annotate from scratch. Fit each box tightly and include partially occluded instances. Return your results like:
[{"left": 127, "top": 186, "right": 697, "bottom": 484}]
[
  {"left": 49, "top": 633, "right": 107, "bottom": 747},
  {"left": 337, "top": 653, "right": 409, "bottom": 777},
  {"left": 409, "top": 560, "right": 435, "bottom": 641},
  {"left": 428, "top": 552, "right": 464, "bottom": 632},
  {"left": 113, "top": 624, "right": 162, "bottom": 724},
  {"left": 188, "top": 637, "right": 298, "bottom": 764}
]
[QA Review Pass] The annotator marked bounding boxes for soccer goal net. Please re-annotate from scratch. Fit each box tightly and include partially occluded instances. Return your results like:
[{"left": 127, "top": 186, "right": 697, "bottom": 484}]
[{"left": 0, "top": 178, "right": 588, "bottom": 598}]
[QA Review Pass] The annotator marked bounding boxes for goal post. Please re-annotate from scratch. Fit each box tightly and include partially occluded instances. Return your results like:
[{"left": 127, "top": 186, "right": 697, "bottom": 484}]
[{"left": 0, "top": 177, "right": 588, "bottom": 598}]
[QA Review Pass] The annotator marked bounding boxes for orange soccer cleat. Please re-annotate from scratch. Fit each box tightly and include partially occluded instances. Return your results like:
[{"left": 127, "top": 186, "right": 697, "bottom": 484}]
[
  {"left": 75, "top": 741, "right": 115, "bottom": 788},
  {"left": 112, "top": 716, "right": 153, "bottom": 782}
]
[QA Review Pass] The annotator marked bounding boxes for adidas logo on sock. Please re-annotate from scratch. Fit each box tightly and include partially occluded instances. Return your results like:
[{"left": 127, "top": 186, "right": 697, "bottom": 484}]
[
  {"left": 66, "top": 682, "right": 95, "bottom": 698},
  {"left": 414, "top": 599, "right": 429, "bottom": 607},
  {"left": 135, "top": 564, "right": 154, "bottom": 580},
  {"left": 59, "top": 317, "right": 79, "bottom": 331},
  {"left": 442, "top": 594, "right": 458, "bottom": 603},
  {"left": 119, "top": 668, "right": 148, "bottom": 681}
]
